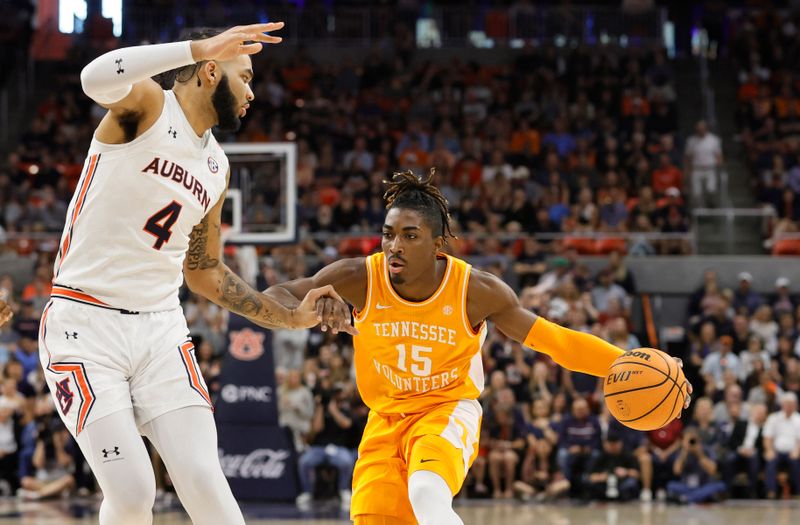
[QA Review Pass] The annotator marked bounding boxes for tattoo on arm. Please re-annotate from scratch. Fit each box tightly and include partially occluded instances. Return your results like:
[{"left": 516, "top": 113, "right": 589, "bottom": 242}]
[
  {"left": 217, "top": 268, "right": 289, "bottom": 328},
  {"left": 187, "top": 211, "right": 291, "bottom": 328},
  {"left": 186, "top": 215, "right": 220, "bottom": 271}
]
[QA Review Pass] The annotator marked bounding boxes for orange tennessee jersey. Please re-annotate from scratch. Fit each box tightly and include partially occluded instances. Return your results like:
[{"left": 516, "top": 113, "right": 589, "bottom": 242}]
[{"left": 353, "top": 252, "right": 487, "bottom": 415}]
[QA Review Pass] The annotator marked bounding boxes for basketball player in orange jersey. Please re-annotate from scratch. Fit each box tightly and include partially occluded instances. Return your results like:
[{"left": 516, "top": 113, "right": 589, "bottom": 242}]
[
  {"left": 265, "top": 170, "right": 691, "bottom": 525},
  {"left": 38, "top": 24, "right": 355, "bottom": 525}
]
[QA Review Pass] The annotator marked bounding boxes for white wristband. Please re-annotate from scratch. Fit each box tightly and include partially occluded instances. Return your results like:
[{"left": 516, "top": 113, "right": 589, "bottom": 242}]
[{"left": 80, "top": 40, "right": 195, "bottom": 105}]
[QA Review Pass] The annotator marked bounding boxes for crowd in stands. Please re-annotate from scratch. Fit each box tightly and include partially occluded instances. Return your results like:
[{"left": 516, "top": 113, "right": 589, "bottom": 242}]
[
  {"left": 731, "top": 9, "right": 800, "bottom": 253},
  {"left": 7, "top": 5, "right": 800, "bottom": 510},
  {"left": 0, "top": 25, "right": 693, "bottom": 258},
  {"left": 6, "top": 238, "right": 800, "bottom": 506}
]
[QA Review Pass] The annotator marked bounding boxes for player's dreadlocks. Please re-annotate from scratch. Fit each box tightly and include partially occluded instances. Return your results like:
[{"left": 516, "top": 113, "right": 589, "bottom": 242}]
[
  {"left": 154, "top": 28, "right": 222, "bottom": 89},
  {"left": 383, "top": 168, "right": 455, "bottom": 242}
]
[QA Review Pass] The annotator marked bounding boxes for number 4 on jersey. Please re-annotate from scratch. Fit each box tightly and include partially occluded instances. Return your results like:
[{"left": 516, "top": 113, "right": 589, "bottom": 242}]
[{"left": 144, "top": 201, "right": 183, "bottom": 250}]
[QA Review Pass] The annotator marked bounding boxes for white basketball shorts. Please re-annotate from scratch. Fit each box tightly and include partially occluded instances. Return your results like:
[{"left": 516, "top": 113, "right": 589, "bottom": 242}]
[{"left": 38, "top": 297, "right": 212, "bottom": 437}]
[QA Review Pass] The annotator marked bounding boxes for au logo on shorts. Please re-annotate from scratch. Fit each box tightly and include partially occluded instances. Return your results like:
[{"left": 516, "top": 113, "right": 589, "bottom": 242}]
[{"left": 55, "top": 378, "right": 74, "bottom": 415}]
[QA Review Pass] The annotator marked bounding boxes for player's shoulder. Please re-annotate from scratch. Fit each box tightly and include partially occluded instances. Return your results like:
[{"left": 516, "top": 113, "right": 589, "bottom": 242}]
[
  {"left": 467, "top": 266, "right": 503, "bottom": 288},
  {"left": 318, "top": 256, "right": 368, "bottom": 282},
  {"left": 466, "top": 267, "right": 516, "bottom": 305},
  {"left": 315, "top": 257, "right": 368, "bottom": 306}
]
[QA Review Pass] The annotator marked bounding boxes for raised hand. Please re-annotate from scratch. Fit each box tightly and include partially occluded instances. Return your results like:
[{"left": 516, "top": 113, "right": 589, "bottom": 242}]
[
  {"left": 190, "top": 22, "right": 284, "bottom": 63},
  {"left": 674, "top": 357, "right": 693, "bottom": 410},
  {"left": 293, "top": 285, "right": 358, "bottom": 336}
]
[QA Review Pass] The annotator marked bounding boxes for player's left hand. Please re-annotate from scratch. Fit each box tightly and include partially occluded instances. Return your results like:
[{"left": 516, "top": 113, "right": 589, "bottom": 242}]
[
  {"left": 314, "top": 293, "right": 358, "bottom": 335},
  {"left": 191, "top": 22, "right": 285, "bottom": 63},
  {"left": 294, "top": 285, "right": 358, "bottom": 336},
  {"left": 674, "top": 357, "right": 693, "bottom": 411},
  {"left": 0, "top": 299, "right": 12, "bottom": 328}
]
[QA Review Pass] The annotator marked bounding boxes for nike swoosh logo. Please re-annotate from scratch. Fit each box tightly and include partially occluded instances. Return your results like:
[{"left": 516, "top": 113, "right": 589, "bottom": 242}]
[
  {"left": 376, "top": 304, "right": 392, "bottom": 310},
  {"left": 420, "top": 458, "right": 437, "bottom": 463}
]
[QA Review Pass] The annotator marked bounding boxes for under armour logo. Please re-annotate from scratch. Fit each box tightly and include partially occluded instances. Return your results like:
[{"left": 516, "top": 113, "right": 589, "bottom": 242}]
[
  {"left": 65, "top": 331, "right": 78, "bottom": 340},
  {"left": 55, "top": 378, "right": 74, "bottom": 415},
  {"left": 102, "top": 447, "right": 120, "bottom": 458},
  {"left": 115, "top": 58, "right": 124, "bottom": 74},
  {"left": 168, "top": 126, "right": 177, "bottom": 138}
]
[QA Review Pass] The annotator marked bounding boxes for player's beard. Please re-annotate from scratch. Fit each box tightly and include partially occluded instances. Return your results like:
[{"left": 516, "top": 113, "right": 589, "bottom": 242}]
[
  {"left": 389, "top": 273, "right": 406, "bottom": 285},
  {"left": 212, "top": 74, "right": 241, "bottom": 132}
]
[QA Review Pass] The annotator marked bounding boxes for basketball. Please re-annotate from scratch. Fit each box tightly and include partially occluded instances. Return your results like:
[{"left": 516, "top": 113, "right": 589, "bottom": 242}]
[{"left": 604, "top": 348, "right": 688, "bottom": 431}]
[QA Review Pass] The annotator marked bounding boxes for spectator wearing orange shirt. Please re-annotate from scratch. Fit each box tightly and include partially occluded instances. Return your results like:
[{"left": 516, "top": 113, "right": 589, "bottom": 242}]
[
  {"left": 509, "top": 119, "right": 541, "bottom": 158},
  {"left": 652, "top": 153, "right": 683, "bottom": 196},
  {"left": 281, "top": 53, "right": 314, "bottom": 97},
  {"left": 397, "top": 135, "right": 430, "bottom": 171}
]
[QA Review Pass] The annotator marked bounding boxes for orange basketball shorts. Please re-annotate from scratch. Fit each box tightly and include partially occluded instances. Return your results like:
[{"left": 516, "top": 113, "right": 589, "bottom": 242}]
[{"left": 350, "top": 399, "right": 482, "bottom": 523}]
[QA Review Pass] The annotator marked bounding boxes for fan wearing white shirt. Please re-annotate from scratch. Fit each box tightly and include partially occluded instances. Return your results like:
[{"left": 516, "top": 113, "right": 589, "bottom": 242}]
[
  {"left": 684, "top": 120, "right": 723, "bottom": 206},
  {"left": 763, "top": 392, "right": 800, "bottom": 498}
]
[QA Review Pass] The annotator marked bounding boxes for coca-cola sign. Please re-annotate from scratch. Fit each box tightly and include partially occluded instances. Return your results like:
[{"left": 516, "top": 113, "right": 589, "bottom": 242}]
[
  {"left": 219, "top": 448, "right": 290, "bottom": 479},
  {"left": 217, "top": 425, "right": 299, "bottom": 501}
]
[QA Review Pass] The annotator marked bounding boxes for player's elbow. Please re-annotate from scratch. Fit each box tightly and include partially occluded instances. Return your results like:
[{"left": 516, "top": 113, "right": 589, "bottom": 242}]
[
  {"left": 183, "top": 267, "right": 220, "bottom": 299},
  {"left": 79, "top": 63, "right": 105, "bottom": 100},
  {"left": 80, "top": 61, "right": 132, "bottom": 105}
]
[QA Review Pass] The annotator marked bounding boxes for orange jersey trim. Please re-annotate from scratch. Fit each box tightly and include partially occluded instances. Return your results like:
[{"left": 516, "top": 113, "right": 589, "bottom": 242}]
[
  {"left": 56, "top": 153, "right": 100, "bottom": 276},
  {"left": 40, "top": 301, "right": 97, "bottom": 435},
  {"left": 179, "top": 341, "right": 213, "bottom": 407},
  {"left": 51, "top": 285, "right": 110, "bottom": 308}
]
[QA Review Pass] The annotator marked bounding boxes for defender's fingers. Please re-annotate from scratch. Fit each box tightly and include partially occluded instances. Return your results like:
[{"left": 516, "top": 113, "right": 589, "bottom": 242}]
[
  {"left": 315, "top": 297, "right": 325, "bottom": 322},
  {"left": 241, "top": 22, "right": 285, "bottom": 33},
  {"left": 306, "top": 285, "right": 344, "bottom": 304},
  {"left": 340, "top": 322, "right": 359, "bottom": 336},
  {"left": 239, "top": 42, "right": 264, "bottom": 55},
  {"left": 322, "top": 297, "right": 336, "bottom": 325}
]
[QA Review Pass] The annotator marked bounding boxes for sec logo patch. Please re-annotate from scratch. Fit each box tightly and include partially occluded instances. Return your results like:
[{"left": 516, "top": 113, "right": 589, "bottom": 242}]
[{"left": 208, "top": 156, "right": 219, "bottom": 174}]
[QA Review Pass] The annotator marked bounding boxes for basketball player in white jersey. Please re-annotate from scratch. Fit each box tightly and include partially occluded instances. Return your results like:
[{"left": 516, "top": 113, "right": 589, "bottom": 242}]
[{"left": 37, "top": 24, "right": 355, "bottom": 524}]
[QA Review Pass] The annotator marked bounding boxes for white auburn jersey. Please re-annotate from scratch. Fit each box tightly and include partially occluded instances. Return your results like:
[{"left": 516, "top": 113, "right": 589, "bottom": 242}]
[{"left": 52, "top": 90, "right": 229, "bottom": 312}]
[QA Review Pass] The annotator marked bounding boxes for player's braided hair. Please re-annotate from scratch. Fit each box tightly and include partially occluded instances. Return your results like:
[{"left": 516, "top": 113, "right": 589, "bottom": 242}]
[
  {"left": 383, "top": 168, "right": 455, "bottom": 241},
  {"left": 154, "top": 28, "right": 222, "bottom": 89}
]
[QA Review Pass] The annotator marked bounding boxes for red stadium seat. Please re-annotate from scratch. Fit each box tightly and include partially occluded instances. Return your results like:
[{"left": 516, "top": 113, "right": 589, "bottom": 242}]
[
  {"left": 595, "top": 238, "right": 628, "bottom": 255},
  {"left": 318, "top": 187, "right": 341, "bottom": 206},
  {"left": 772, "top": 239, "right": 800, "bottom": 255},
  {"left": 337, "top": 238, "right": 362, "bottom": 256},
  {"left": 359, "top": 236, "right": 382, "bottom": 255},
  {"left": 562, "top": 237, "right": 597, "bottom": 255},
  {"left": 511, "top": 238, "right": 525, "bottom": 258},
  {"left": 338, "top": 236, "right": 382, "bottom": 256}
]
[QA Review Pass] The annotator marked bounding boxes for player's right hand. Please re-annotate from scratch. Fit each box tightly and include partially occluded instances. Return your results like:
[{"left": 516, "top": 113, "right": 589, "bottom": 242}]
[
  {"left": 294, "top": 285, "right": 358, "bottom": 336},
  {"left": 191, "top": 22, "right": 285, "bottom": 63},
  {"left": 0, "top": 299, "right": 12, "bottom": 328}
]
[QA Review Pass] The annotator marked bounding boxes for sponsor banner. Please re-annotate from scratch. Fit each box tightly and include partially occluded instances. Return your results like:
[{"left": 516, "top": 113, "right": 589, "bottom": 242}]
[
  {"left": 218, "top": 424, "right": 298, "bottom": 501},
  {"left": 216, "top": 314, "right": 278, "bottom": 425}
]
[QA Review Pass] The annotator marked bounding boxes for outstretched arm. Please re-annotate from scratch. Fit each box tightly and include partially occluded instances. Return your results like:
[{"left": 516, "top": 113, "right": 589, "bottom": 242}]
[
  {"left": 184, "top": 171, "right": 354, "bottom": 333},
  {"left": 81, "top": 23, "right": 283, "bottom": 142},
  {"left": 263, "top": 257, "right": 368, "bottom": 334},
  {"left": 468, "top": 269, "right": 690, "bottom": 408}
]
